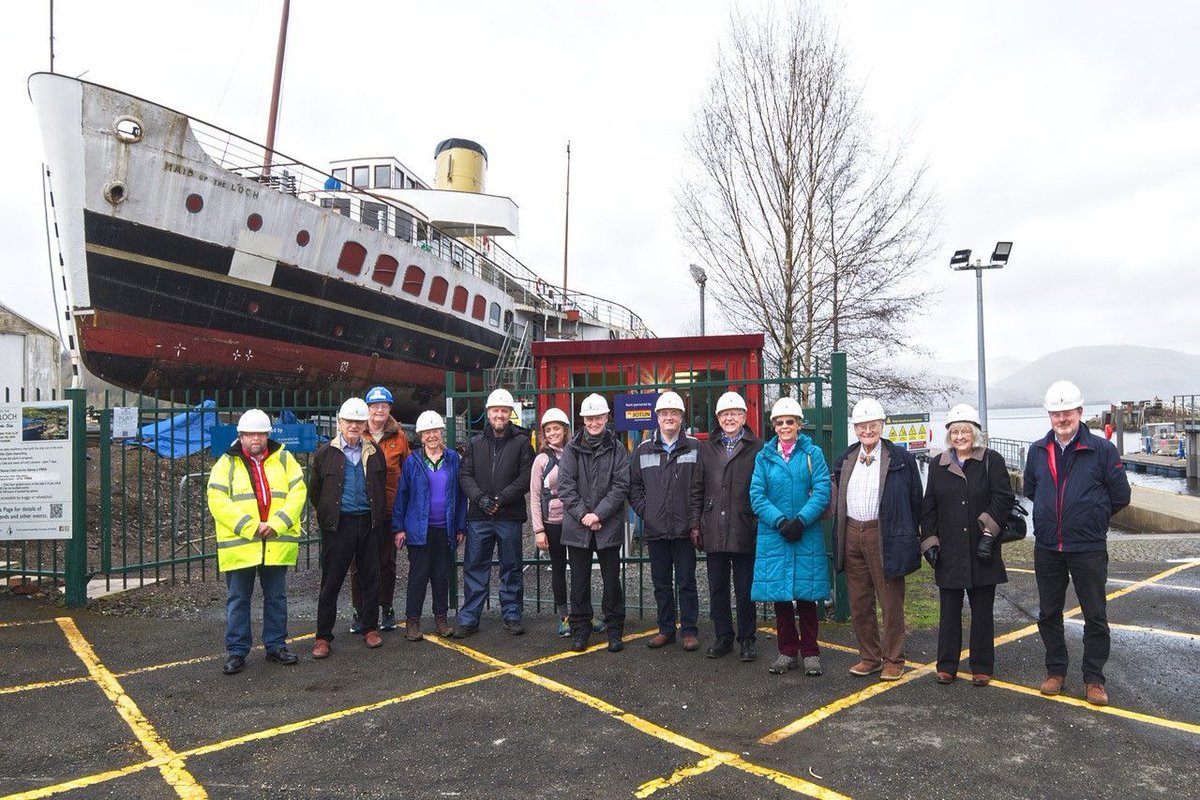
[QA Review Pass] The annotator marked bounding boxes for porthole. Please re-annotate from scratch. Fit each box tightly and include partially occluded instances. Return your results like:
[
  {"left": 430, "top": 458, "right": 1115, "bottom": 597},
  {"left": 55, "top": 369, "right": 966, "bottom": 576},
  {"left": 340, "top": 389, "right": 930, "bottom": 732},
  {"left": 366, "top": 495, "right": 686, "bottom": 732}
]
[
  {"left": 296, "top": 230, "right": 310, "bottom": 246},
  {"left": 247, "top": 213, "right": 263, "bottom": 231},
  {"left": 114, "top": 116, "right": 144, "bottom": 143},
  {"left": 247, "top": 301, "right": 260, "bottom": 314},
  {"left": 334, "top": 325, "right": 344, "bottom": 337},
  {"left": 185, "top": 193, "right": 204, "bottom": 213}
]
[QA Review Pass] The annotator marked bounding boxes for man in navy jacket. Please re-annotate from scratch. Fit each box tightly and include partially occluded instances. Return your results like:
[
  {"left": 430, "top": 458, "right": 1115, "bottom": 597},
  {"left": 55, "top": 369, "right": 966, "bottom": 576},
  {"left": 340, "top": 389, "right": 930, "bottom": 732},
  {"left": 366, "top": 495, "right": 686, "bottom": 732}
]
[{"left": 1023, "top": 380, "right": 1129, "bottom": 706}]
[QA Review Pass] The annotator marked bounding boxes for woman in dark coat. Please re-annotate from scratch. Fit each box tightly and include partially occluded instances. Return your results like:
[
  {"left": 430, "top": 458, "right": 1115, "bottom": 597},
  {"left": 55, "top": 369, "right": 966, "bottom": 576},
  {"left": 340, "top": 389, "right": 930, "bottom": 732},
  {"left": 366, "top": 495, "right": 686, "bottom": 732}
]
[{"left": 920, "top": 404, "right": 1016, "bottom": 686}]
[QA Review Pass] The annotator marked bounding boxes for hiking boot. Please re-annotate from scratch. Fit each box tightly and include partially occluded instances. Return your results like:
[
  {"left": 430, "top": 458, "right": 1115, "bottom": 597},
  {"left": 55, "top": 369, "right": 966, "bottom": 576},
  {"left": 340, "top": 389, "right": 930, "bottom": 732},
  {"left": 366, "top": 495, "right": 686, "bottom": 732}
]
[
  {"left": 880, "top": 664, "right": 904, "bottom": 681},
  {"left": 502, "top": 618, "right": 525, "bottom": 636},
  {"left": 646, "top": 633, "right": 676, "bottom": 649},
  {"left": 608, "top": 633, "right": 625, "bottom": 653},
  {"left": 453, "top": 623, "right": 478, "bottom": 639},
  {"left": 349, "top": 610, "right": 364, "bottom": 635},
  {"left": 592, "top": 618, "right": 606, "bottom": 634},
  {"left": 312, "top": 639, "right": 331, "bottom": 659},
  {"left": 380, "top": 607, "right": 397, "bottom": 632},
  {"left": 803, "top": 656, "right": 823, "bottom": 676},
  {"left": 849, "top": 660, "right": 883, "bottom": 676},
  {"left": 570, "top": 633, "right": 590, "bottom": 652},
  {"left": 1085, "top": 683, "right": 1108, "bottom": 706},
  {"left": 434, "top": 616, "right": 452, "bottom": 637},
  {"left": 364, "top": 630, "right": 383, "bottom": 648},
  {"left": 405, "top": 619, "right": 424, "bottom": 642},
  {"left": 706, "top": 638, "right": 735, "bottom": 659},
  {"left": 557, "top": 617, "right": 571, "bottom": 637},
  {"left": 1040, "top": 674, "right": 1065, "bottom": 696},
  {"left": 768, "top": 654, "right": 798, "bottom": 674},
  {"left": 739, "top": 641, "right": 758, "bottom": 662}
]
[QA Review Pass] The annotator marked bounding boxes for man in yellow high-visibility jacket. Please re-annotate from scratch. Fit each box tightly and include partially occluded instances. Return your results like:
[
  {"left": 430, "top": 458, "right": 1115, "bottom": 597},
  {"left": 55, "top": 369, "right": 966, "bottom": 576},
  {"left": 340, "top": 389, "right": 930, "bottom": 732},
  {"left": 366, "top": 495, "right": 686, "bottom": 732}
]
[{"left": 207, "top": 409, "right": 307, "bottom": 675}]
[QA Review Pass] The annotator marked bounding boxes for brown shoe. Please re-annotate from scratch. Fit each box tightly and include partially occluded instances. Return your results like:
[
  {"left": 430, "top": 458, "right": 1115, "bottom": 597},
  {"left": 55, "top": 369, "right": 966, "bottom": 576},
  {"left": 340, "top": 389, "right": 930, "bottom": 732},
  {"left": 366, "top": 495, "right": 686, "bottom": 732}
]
[
  {"left": 434, "top": 616, "right": 452, "bottom": 637},
  {"left": 879, "top": 664, "right": 904, "bottom": 681},
  {"left": 646, "top": 633, "right": 676, "bottom": 649},
  {"left": 849, "top": 660, "right": 883, "bottom": 676},
  {"left": 1085, "top": 683, "right": 1108, "bottom": 706},
  {"left": 364, "top": 630, "right": 383, "bottom": 648},
  {"left": 405, "top": 619, "right": 424, "bottom": 642},
  {"left": 681, "top": 635, "right": 700, "bottom": 652},
  {"left": 971, "top": 673, "right": 991, "bottom": 687},
  {"left": 312, "top": 639, "right": 331, "bottom": 659},
  {"left": 1040, "top": 674, "right": 1065, "bottom": 696},
  {"left": 934, "top": 671, "right": 956, "bottom": 684}
]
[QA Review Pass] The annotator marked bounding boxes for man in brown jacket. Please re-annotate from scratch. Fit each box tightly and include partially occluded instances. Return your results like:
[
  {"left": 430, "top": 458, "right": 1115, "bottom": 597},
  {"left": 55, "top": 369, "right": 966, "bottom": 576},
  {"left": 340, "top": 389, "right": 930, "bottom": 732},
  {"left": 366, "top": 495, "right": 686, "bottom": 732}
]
[{"left": 689, "top": 392, "right": 763, "bottom": 662}]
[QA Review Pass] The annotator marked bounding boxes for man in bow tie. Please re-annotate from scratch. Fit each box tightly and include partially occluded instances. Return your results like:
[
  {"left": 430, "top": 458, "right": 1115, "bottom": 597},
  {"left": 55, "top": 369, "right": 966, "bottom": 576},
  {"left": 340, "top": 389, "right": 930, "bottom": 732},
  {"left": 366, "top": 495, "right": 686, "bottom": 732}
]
[{"left": 830, "top": 398, "right": 923, "bottom": 681}]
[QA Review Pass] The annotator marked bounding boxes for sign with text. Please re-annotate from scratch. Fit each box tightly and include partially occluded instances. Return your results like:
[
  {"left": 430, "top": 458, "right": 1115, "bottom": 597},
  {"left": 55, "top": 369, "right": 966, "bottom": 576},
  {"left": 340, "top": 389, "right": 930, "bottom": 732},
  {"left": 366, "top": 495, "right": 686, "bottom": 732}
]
[
  {"left": 0, "top": 401, "right": 73, "bottom": 540},
  {"left": 111, "top": 406, "right": 139, "bottom": 439},
  {"left": 885, "top": 412, "right": 931, "bottom": 454},
  {"left": 613, "top": 393, "right": 658, "bottom": 432},
  {"left": 210, "top": 423, "right": 319, "bottom": 455}
]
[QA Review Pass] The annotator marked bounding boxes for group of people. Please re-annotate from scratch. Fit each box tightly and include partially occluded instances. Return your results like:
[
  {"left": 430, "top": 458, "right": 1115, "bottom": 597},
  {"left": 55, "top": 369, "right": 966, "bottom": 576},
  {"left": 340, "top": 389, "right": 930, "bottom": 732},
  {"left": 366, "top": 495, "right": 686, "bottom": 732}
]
[{"left": 207, "top": 378, "right": 1130, "bottom": 706}]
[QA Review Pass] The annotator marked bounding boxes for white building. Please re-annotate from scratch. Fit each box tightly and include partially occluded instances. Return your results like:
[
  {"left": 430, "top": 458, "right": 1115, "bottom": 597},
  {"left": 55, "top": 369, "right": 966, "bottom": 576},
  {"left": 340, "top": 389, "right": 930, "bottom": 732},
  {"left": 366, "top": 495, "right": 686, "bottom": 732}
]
[{"left": 0, "top": 301, "right": 62, "bottom": 402}]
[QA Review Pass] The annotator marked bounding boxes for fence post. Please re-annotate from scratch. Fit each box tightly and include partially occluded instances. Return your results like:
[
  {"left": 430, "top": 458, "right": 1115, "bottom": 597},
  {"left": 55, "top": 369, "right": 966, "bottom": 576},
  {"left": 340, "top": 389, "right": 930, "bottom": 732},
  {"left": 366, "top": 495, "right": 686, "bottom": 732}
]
[
  {"left": 64, "top": 387, "right": 88, "bottom": 607},
  {"left": 830, "top": 352, "right": 849, "bottom": 622}
]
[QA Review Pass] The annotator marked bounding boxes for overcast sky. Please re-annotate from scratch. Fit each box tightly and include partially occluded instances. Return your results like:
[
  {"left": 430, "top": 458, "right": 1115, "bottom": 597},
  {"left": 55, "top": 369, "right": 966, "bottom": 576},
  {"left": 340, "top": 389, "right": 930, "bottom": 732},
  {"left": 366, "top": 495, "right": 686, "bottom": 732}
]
[{"left": 3, "top": 0, "right": 1198, "bottom": 366}]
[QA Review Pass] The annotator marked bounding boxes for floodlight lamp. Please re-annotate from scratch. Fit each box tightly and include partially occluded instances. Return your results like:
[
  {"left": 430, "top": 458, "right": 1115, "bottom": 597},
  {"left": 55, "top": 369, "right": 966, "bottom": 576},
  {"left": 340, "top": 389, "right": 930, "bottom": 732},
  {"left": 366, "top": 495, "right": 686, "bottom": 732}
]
[
  {"left": 990, "top": 241, "right": 1013, "bottom": 265},
  {"left": 949, "top": 249, "right": 972, "bottom": 268},
  {"left": 688, "top": 263, "right": 707, "bottom": 285}
]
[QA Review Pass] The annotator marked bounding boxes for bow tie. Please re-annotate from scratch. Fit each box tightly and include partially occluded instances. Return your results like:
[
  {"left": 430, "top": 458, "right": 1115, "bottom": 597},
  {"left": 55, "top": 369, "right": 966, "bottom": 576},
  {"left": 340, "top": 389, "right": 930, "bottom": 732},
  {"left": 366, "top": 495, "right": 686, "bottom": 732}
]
[{"left": 859, "top": 453, "right": 875, "bottom": 466}]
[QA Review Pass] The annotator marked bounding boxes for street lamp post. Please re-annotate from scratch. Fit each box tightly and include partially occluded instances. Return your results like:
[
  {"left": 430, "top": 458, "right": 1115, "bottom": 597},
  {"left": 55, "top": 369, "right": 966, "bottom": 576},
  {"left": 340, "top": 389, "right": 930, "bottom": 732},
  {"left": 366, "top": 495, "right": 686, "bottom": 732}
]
[
  {"left": 689, "top": 263, "right": 707, "bottom": 336},
  {"left": 950, "top": 242, "right": 1012, "bottom": 432}
]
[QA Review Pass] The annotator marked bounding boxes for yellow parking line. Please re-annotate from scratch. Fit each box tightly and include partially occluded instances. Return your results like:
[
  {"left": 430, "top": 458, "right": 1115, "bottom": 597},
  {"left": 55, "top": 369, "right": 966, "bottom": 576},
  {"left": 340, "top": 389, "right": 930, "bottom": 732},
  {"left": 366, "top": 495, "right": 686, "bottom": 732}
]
[
  {"left": 1065, "top": 618, "right": 1198, "bottom": 640},
  {"left": 635, "top": 755, "right": 725, "bottom": 797},
  {"left": 0, "top": 675, "right": 91, "bottom": 696},
  {"left": 52, "top": 617, "right": 207, "bottom": 799},
  {"left": 428, "top": 635, "right": 849, "bottom": 799},
  {"left": 984, "top": 677, "right": 1200, "bottom": 735},
  {"left": 758, "top": 663, "right": 935, "bottom": 745},
  {"left": 0, "top": 619, "right": 55, "bottom": 628}
]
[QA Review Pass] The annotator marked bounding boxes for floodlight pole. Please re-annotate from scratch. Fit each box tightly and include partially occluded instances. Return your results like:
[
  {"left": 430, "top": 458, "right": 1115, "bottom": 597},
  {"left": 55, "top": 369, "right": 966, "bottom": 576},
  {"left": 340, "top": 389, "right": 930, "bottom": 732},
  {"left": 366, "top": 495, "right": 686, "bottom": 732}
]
[{"left": 973, "top": 265, "right": 989, "bottom": 431}]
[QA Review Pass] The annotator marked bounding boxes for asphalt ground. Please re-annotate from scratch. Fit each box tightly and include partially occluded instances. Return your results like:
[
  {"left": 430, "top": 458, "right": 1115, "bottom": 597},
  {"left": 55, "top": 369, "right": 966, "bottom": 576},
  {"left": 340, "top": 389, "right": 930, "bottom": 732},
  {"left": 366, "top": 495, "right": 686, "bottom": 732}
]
[{"left": 2, "top": 538, "right": 1199, "bottom": 799}]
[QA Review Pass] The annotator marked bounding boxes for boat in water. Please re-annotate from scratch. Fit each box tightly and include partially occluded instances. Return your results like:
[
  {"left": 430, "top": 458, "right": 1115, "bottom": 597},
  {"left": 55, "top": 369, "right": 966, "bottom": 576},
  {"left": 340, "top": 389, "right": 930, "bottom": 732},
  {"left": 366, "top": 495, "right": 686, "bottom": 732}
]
[{"left": 28, "top": 73, "right": 652, "bottom": 416}]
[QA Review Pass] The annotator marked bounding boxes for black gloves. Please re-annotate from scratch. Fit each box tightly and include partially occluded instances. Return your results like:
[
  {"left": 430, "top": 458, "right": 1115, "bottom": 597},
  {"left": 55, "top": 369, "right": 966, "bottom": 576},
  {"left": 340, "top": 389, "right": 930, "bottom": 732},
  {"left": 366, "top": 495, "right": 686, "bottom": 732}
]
[
  {"left": 779, "top": 517, "right": 805, "bottom": 543},
  {"left": 923, "top": 546, "right": 939, "bottom": 568},
  {"left": 976, "top": 534, "right": 995, "bottom": 565},
  {"left": 477, "top": 495, "right": 500, "bottom": 514}
]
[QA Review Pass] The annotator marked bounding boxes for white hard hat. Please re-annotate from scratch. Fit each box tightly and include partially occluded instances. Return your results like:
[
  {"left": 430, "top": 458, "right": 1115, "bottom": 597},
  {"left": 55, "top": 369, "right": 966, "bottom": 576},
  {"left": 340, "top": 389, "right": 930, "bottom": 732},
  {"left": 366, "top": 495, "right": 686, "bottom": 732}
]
[
  {"left": 1043, "top": 380, "right": 1083, "bottom": 412},
  {"left": 715, "top": 391, "right": 747, "bottom": 414},
  {"left": 770, "top": 396, "right": 804, "bottom": 421},
  {"left": 655, "top": 391, "right": 685, "bottom": 413},
  {"left": 946, "top": 403, "right": 982, "bottom": 428},
  {"left": 485, "top": 388, "right": 515, "bottom": 409},
  {"left": 540, "top": 407, "right": 571, "bottom": 429},
  {"left": 579, "top": 393, "right": 610, "bottom": 416},
  {"left": 236, "top": 408, "right": 272, "bottom": 433},
  {"left": 338, "top": 397, "right": 370, "bottom": 421},
  {"left": 415, "top": 409, "right": 445, "bottom": 433},
  {"left": 851, "top": 398, "right": 886, "bottom": 424}
]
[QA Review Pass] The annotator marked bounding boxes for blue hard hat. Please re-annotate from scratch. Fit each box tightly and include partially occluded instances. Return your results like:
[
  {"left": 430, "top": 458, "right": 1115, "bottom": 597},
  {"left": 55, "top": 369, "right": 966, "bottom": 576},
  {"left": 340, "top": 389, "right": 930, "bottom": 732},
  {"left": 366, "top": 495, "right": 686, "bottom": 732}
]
[{"left": 365, "top": 386, "right": 393, "bottom": 405}]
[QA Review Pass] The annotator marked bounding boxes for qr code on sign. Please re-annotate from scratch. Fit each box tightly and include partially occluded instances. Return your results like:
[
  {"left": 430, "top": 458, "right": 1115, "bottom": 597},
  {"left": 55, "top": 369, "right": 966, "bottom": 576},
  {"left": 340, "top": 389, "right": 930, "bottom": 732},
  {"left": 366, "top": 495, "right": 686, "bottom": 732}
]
[{"left": 50, "top": 504, "right": 63, "bottom": 519}]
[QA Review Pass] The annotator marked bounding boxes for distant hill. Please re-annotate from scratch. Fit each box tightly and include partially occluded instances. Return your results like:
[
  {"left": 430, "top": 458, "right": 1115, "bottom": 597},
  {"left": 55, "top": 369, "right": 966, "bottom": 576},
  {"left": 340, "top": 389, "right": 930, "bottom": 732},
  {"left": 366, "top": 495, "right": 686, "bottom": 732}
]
[{"left": 993, "top": 346, "right": 1200, "bottom": 406}]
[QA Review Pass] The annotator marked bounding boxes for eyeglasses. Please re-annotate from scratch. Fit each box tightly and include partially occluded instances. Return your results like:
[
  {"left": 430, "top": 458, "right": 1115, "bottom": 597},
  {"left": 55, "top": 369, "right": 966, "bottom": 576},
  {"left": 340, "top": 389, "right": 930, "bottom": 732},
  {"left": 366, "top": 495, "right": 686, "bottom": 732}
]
[{"left": 773, "top": 419, "right": 798, "bottom": 427}]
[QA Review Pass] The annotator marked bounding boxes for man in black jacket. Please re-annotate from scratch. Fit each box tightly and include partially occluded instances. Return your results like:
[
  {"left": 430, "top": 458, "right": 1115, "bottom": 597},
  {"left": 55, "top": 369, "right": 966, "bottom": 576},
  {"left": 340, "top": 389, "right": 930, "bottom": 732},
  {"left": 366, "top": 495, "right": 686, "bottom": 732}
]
[
  {"left": 456, "top": 388, "right": 533, "bottom": 637},
  {"left": 631, "top": 391, "right": 702, "bottom": 651},
  {"left": 689, "top": 391, "right": 763, "bottom": 661}
]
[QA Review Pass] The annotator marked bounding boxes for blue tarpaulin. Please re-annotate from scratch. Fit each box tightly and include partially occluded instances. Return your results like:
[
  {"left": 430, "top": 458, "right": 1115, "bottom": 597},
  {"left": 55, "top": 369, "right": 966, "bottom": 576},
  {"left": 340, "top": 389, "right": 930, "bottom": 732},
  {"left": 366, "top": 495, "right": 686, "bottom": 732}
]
[{"left": 135, "top": 400, "right": 218, "bottom": 458}]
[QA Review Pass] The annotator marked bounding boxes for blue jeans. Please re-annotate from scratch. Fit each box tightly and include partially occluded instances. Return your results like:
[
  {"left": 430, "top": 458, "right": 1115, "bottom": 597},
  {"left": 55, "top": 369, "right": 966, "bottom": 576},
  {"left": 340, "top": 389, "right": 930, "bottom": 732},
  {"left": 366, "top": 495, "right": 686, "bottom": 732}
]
[
  {"left": 460, "top": 519, "right": 524, "bottom": 626},
  {"left": 225, "top": 564, "right": 289, "bottom": 656},
  {"left": 648, "top": 538, "right": 699, "bottom": 637}
]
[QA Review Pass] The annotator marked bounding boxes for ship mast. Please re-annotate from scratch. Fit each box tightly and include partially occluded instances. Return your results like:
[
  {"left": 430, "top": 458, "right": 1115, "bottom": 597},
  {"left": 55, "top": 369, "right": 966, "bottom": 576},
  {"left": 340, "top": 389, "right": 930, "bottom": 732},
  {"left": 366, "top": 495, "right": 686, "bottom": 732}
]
[
  {"left": 262, "top": 0, "right": 291, "bottom": 175},
  {"left": 561, "top": 140, "right": 571, "bottom": 294}
]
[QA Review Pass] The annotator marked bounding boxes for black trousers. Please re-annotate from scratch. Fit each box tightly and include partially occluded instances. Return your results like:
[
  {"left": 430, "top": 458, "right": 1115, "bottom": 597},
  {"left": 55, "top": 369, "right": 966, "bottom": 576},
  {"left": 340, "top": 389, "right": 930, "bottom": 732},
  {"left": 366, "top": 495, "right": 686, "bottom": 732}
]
[
  {"left": 544, "top": 523, "right": 569, "bottom": 617},
  {"left": 937, "top": 585, "right": 996, "bottom": 675},
  {"left": 567, "top": 537, "right": 624, "bottom": 637},
  {"left": 1035, "top": 547, "right": 1110, "bottom": 684},
  {"left": 706, "top": 551, "right": 757, "bottom": 644},
  {"left": 405, "top": 527, "right": 453, "bottom": 620},
  {"left": 317, "top": 514, "right": 379, "bottom": 642}
]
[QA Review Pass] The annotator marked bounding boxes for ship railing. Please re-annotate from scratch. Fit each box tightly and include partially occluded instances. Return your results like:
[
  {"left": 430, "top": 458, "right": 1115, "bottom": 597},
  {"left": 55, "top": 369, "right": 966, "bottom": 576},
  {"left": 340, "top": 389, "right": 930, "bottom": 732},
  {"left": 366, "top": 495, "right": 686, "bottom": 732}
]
[
  {"left": 989, "top": 437, "right": 1028, "bottom": 472},
  {"left": 1171, "top": 394, "right": 1200, "bottom": 425},
  {"left": 186, "top": 116, "right": 653, "bottom": 337}
]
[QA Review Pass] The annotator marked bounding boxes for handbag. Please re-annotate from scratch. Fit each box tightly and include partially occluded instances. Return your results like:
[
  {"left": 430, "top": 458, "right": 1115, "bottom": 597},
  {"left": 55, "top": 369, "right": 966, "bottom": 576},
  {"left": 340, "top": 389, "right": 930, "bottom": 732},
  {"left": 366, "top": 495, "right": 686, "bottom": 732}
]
[{"left": 984, "top": 451, "right": 1028, "bottom": 544}]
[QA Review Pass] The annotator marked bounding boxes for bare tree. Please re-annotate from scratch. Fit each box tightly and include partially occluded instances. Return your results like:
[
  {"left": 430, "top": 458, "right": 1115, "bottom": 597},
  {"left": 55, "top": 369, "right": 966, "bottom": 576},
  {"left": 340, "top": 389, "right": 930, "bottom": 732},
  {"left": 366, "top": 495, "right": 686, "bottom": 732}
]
[{"left": 676, "top": 3, "right": 951, "bottom": 404}]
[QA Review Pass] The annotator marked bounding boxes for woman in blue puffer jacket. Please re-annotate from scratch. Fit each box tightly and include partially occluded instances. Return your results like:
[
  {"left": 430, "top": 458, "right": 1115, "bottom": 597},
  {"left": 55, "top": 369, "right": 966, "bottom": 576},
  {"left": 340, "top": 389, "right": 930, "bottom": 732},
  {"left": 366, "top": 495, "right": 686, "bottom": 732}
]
[{"left": 750, "top": 397, "right": 832, "bottom": 676}]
